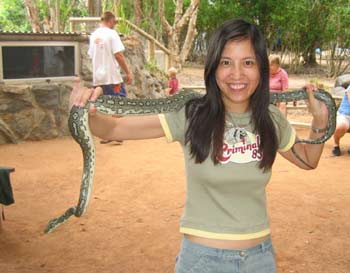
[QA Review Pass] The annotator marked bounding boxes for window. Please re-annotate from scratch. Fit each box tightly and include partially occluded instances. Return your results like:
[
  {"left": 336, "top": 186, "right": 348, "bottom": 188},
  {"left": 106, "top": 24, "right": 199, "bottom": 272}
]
[{"left": 0, "top": 41, "right": 79, "bottom": 82}]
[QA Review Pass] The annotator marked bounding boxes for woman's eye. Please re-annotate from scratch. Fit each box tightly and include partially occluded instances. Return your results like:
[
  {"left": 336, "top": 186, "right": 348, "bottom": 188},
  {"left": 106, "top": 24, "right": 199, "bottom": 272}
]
[
  {"left": 244, "top": 60, "right": 255, "bottom": 66},
  {"left": 221, "top": 60, "right": 231, "bottom": 66}
]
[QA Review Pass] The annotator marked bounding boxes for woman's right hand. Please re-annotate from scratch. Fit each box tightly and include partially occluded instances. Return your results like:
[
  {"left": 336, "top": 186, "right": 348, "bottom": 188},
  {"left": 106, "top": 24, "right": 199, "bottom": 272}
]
[{"left": 69, "top": 78, "right": 103, "bottom": 116}]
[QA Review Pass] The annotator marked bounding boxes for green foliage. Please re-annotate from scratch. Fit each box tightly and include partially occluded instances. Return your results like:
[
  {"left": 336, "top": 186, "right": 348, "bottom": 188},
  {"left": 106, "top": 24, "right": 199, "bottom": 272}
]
[
  {"left": 0, "top": 0, "right": 88, "bottom": 32},
  {"left": 144, "top": 58, "right": 166, "bottom": 77},
  {"left": 1, "top": 0, "right": 349, "bottom": 75},
  {"left": 139, "top": 0, "right": 162, "bottom": 38},
  {"left": 60, "top": 0, "right": 88, "bottom": 31},
  {"left": 0, "top": 0, "right": 30, "bottom": 31},
  {"left": 115, "top": 4, "right": 131, "bottom": 35},
  {"left": 194, "top": 0, "right": 350, "bottom": 74}
]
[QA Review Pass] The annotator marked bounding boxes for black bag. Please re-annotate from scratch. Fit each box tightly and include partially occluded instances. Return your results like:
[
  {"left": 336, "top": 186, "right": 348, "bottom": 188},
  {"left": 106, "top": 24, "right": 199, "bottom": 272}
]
[{"left": 0, "top": 167, "right": 15, "bottom": 206}]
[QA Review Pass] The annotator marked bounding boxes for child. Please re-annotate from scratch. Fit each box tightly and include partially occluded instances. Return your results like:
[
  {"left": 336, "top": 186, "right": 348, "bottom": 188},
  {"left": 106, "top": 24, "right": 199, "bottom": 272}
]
[
  {"left": 166, "top": 67, "right": 179, "bottom": 95},
  {"left": 269, "top": 54, "right": 289, "bottom": 114}
]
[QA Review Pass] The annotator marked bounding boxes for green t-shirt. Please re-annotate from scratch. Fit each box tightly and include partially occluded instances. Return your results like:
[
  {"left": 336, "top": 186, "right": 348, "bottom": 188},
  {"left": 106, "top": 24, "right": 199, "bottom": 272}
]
[{"left": 159, "top": 105, "right": 295, "bottom": 240}]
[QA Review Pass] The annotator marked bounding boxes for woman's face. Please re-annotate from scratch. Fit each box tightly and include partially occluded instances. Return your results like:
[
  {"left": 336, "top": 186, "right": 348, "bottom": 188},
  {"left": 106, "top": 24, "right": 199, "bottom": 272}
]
[{"left": 215, "top": 39, "right": 260, "bottom": 113}]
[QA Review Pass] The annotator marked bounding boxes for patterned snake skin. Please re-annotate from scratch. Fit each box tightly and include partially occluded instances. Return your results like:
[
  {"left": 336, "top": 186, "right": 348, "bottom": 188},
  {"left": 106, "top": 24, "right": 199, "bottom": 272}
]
[{"left": 44, "top": 89, "right": 336, "bottom": 233}]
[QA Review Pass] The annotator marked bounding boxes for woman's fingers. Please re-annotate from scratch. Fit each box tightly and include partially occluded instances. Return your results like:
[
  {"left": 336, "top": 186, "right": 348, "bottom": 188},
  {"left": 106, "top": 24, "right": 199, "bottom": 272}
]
[
  {"left": 303, "top": 83, "right": 317, "bottom": 110},
  {"left": 73, "top": 86, "right": 103, "bottom": 107},
  {"left": 304, "top": 82, "right": 328, "bottom": 125},
  {"left": 88, "top": 88, "right": 103, "bottom": 116},
  {"left": 91, "top": 86, "right": 103, "bottom": 102},
  {"left": 69, "top": 83, "right": 104, "bottom": 118},
  {"left": 76, "top": 87, "right": 93, "bottom": 107}
]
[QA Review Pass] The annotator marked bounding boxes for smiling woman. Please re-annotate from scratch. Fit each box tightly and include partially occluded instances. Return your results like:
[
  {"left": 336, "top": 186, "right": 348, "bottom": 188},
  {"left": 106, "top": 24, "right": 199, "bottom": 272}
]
[{"left": 70, "top": 18, "right": 330, "bottom": 273}]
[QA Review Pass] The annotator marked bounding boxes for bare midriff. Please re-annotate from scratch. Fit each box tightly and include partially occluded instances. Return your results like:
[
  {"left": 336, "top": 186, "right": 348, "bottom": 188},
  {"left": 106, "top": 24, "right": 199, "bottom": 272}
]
[{"left": 184, "top": 234, "right": 270, "bottom": 250}]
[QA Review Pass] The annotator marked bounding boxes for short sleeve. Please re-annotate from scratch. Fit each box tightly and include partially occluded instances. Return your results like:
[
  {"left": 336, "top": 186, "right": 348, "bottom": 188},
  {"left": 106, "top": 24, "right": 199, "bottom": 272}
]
[
  {"left": 269, "top": 105, "right": 296, "bottom": 152},
  {"left": 158, "top": 106, "right": 186, "bottom": 143},
  {"left": 111, "top": 31, "right": 125, "bottom": 54}
]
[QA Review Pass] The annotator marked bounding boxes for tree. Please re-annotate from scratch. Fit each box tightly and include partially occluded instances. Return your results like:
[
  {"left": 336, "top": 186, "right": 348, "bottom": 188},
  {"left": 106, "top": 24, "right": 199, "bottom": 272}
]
[
  {"left": 44, "top": 0, "right": 60, "bottom": 31},
  {"left": 159, "top": 0, "right": 200, "bottom": 68},
  {"left": 19, "top": 0, "right": 88, "bottom": 32},
  {"left": 323, "top": 1, "right": 350, "bottom": 77},
  {"left": 0, "top": 0, "right": 30, "bottom": 31},
  {"left": 134, "top": 0, "right": 142, "bottom": 27},
  {"left": 24, "top": 0, "right": 42, "bottom": 32},
  {"left": 88, "top": 0, "right": 102, "bottom": 17}
]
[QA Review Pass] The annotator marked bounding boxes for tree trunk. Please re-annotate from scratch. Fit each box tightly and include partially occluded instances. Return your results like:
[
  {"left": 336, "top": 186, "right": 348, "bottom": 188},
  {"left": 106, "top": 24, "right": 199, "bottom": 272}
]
[
  {"left": 88, "top": 0, "right": 102, "bottom": 17},
  {"left": 134, "top": 0, "right": 143, "bottom": 27},
  {"left": 55, "top": 0, "right": 60, "bottom": 32},
  {"left": 302, "top": 45, "right": 317, "bottom": 66},
  {"left": 179, "top": 3, "right": 199, "bottom": 64},
  {"left": 45, "top": 0, "right": 60, "bottom": 32},
  {"left": 24, "top": 0, "right": 42, "bottom": 32},
  {"left": 159, "top": 0, "right": 200, "bottom": 68}
]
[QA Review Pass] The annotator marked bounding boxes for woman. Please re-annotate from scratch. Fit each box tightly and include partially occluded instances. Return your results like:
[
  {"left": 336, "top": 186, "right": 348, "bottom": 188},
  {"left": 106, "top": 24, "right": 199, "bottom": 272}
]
[{"left": 71, "top": 19, "right": 328, "bottom": 273}]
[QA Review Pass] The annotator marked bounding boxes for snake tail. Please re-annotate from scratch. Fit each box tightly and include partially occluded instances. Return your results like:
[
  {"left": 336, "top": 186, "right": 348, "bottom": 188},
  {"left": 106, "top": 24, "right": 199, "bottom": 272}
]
[{"left": 44, "top": 207, "right": 76, "bottom": 233}]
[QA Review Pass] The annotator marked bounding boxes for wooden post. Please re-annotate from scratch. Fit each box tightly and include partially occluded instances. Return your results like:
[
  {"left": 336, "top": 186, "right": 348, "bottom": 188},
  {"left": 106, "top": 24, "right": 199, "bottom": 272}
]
[
  {"left": 165, "top": 54, "right": 171, "bottom": 72},
  {"left": 148, "top": 40, "right": 155, "bottom": 61}
]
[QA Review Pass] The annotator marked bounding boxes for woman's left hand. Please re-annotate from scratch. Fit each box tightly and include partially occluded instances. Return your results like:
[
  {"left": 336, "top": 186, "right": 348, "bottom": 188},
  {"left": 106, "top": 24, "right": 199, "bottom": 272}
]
[{"left": 304, "top": 83, "right": 329, "bottom": 128}]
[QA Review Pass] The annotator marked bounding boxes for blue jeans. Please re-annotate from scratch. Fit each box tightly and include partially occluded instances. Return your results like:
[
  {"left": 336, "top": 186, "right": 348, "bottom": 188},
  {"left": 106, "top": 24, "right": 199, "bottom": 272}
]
[{"left": 174, "top": 237, "right": 277, "bottom": 273}]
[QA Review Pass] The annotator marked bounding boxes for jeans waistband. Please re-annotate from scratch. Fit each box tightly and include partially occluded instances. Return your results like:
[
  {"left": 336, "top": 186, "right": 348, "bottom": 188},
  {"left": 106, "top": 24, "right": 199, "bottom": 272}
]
[{"left": 181, "top": 236, "right": 273, "bottom": 259}]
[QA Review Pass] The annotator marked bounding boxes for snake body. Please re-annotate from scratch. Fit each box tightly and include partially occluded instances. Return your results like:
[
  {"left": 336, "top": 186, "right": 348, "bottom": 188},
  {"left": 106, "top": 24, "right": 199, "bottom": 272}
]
[{"left": 44, "top": 89, "right": 336, "bottom": 233}]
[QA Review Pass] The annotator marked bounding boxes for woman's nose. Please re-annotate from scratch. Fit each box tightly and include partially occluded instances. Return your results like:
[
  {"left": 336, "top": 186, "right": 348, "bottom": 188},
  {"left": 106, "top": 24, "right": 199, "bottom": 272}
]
[{"left": 228, "top": 63, "right": 242, "bottom": 79}]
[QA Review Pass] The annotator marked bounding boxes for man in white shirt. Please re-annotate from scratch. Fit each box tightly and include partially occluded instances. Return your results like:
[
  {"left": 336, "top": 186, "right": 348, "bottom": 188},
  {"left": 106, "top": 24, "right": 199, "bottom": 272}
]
[
  {"left": 88, "top": 11, "right": 132, "bottom": 97},
  {"left": 88, "top": 11, "right": 133, "bottom": 144}
]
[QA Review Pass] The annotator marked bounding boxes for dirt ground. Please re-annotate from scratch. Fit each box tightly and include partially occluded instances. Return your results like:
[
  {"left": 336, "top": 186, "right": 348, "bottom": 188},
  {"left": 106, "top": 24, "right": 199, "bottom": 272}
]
[{"left": 1, "top": 70, "right": 350, "bottom": 273}]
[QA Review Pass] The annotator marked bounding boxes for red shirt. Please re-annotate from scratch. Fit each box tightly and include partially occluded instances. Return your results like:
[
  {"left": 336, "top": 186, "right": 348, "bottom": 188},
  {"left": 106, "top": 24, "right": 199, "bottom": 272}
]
[
  {"left": 269, "top": 68, "right": 288, "bottom": 92},
  {"left": 169, "top": 78, "right": 179, "bottom": 95}
]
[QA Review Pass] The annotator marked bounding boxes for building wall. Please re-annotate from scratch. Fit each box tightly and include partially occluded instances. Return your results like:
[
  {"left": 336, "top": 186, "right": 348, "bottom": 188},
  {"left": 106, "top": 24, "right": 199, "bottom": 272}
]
[{"left": 0, "top": 33, "right": 167, "bottom": 144}]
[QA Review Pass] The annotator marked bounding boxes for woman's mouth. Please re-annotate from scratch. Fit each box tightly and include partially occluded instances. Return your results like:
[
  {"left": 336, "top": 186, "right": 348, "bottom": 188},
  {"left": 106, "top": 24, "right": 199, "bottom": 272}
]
[{"left": 228, "top": 83, "right": 246, "bottom": 91}]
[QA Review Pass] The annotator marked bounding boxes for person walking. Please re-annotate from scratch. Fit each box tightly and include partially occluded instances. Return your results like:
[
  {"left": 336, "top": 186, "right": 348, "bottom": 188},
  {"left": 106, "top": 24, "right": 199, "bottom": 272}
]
[{"left": 88, "top": 11, "right": 133, "bottom": 144}]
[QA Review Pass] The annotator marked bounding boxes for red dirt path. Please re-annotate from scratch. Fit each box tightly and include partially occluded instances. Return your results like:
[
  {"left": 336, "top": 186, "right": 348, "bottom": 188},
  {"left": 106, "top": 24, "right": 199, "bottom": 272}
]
[{"left": 0, "top": 127, "right": 350, "bottom": 273}]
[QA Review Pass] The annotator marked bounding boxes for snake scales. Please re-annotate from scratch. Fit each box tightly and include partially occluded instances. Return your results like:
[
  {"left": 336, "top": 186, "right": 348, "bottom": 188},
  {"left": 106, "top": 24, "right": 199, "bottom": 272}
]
[{"left": 44, "top": 89, "right": 336, "bottom": 233}]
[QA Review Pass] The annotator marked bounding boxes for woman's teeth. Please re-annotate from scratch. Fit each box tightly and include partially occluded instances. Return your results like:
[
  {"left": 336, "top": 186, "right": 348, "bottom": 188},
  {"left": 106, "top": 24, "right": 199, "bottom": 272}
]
[{"left": 229, "top": 84, "right": 245, "bottom": 90}]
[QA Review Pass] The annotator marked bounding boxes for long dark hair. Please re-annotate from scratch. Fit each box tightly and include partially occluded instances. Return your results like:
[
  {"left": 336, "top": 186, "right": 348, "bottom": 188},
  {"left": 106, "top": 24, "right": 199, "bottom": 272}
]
[{"left": 185, "top": 18, "right": 278, "bottom": 171}]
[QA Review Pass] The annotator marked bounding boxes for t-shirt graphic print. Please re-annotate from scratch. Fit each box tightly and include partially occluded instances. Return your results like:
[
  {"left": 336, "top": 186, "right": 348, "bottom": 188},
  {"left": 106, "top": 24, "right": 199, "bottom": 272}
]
[{"left": 218, "top": 126, "right": 262, "bottom": 164}]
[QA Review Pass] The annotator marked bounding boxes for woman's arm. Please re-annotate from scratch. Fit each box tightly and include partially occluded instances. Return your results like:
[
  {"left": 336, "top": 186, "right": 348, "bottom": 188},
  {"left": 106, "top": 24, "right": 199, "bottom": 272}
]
[
  {"left": 89, "top": 112, "right": 164, "bottom": 140},
  {"left": 279, "top": 132, "right": 325, "bottom": 170},
  {"left": 70, "top": 84, "right": 165, "bottom": 141},
  {"left": 115, "top": 52, "right": 133, "bottom": 85},
  {"left": 278, "top": 84, "right": 328, "bottom": 169}
]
